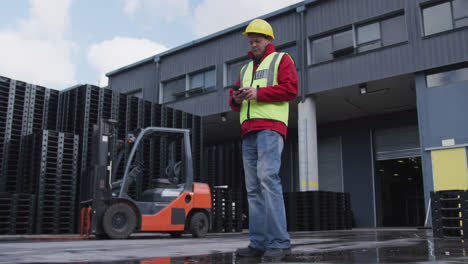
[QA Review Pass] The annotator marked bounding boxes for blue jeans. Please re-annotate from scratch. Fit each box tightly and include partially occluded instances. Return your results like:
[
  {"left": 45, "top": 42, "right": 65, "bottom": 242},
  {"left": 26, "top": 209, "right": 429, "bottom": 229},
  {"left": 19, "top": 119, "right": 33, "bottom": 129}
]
[{"left": 242, "top": 129, "right": 290, "bottom": 250}]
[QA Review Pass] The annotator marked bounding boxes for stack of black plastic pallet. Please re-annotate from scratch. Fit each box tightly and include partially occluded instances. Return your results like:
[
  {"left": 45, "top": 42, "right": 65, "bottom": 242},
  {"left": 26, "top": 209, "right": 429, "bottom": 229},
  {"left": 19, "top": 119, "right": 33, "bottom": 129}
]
[
  {"left": 431, "top": 190, "right": 468, "bottom": 238},
  {"left": 203, "top": 142, "right": 244, "bottom": 190},
  {"left": 58, "top": 88, "right": 204, "bottom": 203},
  {"left": 25, "top": 130, "right": 79, "bottom": 234},
  {"left": 0, "top": 75, "right": 205, "bottom": 235},
  {"left": 0, "top": 193, "right": 36, "bottom": 234},
  {"left": 211, "top": 187, "right": 243, "bottom": 233},
  {"left": 284, "top": 191, "right": 352, "bottom": 231},
  {"left": 0, "top": 75, "right": 60, "bottom": 234},
  {"left": 57, "top": 85, "right": 116, "bottom": 205},
  {"left": 203, "top": 141, "right": 245, "bottom": 233}
]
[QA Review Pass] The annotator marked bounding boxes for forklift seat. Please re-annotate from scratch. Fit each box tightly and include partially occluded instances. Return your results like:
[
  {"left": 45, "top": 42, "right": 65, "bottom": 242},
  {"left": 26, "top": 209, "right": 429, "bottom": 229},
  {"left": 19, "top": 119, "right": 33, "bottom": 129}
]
[
  {"left": 141, "top": 161, "right": 184, "bottom": 202},
  {"left": 141, "top": 185, "right": 184, "bottom": 203}
]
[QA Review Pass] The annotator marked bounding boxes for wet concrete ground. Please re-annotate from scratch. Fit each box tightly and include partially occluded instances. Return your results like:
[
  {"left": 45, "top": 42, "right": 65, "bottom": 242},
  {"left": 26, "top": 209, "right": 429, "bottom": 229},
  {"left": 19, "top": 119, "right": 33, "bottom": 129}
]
[{"left": 1, "top": 228, "right": 468, "bottom": 263}]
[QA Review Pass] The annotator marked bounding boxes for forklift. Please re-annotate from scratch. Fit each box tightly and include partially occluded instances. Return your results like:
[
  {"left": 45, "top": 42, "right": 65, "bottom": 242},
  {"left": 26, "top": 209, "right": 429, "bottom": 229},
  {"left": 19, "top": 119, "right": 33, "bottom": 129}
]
[{"left": 80, "top": 119, "right": 211, "bottom": 239}]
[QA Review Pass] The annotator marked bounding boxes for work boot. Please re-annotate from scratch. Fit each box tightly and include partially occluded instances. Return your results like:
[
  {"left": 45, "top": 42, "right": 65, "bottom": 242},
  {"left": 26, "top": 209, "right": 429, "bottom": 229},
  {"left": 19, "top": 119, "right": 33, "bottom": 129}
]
[
  {"left": 235, "top": 246, "right": 264, "bottom": 257},
  {"left": 263, "top": 248, "right": 291, "bottom": 259}
]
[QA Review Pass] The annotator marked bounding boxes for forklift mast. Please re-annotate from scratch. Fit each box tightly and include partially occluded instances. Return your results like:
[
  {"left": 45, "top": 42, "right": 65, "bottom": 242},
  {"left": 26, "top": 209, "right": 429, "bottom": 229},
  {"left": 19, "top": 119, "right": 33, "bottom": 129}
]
[{"left": 90, "top": 119, "right": 117, "bottom": 200}]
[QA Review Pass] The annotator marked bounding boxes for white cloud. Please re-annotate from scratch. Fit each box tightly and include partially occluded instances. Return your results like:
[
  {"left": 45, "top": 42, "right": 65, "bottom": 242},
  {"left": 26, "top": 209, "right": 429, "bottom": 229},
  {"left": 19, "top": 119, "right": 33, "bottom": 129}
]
[
  {"left": 87, "top": 37, "right": 168, "bottom": 87},
  {"left": 121, "top": 0, "right": 189, "bottom": 22},
  {"left": 0, "top": 0, "right": 76, "bottom": 89},
  {"left": 123, "top": 0, "right": 141, "bottom": 16},
  {"left": 192, "top": 0, "right": 303, "bottom": 38}
]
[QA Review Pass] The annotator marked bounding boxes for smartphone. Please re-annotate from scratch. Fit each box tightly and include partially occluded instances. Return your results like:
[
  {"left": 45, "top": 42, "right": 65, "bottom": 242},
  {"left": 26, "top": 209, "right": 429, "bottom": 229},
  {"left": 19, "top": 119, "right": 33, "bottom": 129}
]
[{"left": 233, "top": 85, "right": 240, "bottom": 91}]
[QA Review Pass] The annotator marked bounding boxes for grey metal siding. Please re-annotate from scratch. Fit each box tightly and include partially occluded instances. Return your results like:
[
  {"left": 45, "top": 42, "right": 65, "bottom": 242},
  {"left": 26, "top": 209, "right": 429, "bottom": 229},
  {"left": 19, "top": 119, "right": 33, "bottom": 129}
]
[
  {"left": 164, "top": 88, "right": 232, "bottom": 116},
  {"left": 159, "top": 10, "right": 298, "bottom": 83},
  {"left": 305, "top": 0, "right": 407, "bottom": 36},
  {"left": 305, "top": 0, "right": 468, "bottom": 94},
  {"left": 415, "top": 73, "right": 468, "bottom": 148},
  {"left": 159, "top": 11, "right": 299, "bottom": 116},
  {"left": 415, "top": 71, "right": 468, "bottom": 226},
  {"left": 342, "top": 128, "right": 375, "bottom": 227},
  {"left": 109, "top": 62, "right": 157, "bottom": 101},
  {"left": 318, "top": 136, "right": 343, "bottom": 192},
  {"left": 108, "top": 0, "right": 468, "bottom": 116}
]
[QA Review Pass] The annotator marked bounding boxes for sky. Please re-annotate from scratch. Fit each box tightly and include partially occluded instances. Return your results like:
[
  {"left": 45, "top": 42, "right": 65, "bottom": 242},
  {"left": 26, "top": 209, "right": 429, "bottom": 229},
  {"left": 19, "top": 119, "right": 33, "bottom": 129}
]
[{"left": 0, "top": 0, "right": 303, "bottom": 90}]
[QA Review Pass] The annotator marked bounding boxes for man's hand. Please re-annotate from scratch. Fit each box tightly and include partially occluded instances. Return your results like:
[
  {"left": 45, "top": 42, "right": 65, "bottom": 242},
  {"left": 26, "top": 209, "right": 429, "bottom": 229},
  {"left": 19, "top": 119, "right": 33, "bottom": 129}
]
[{"left": 233, "top": 87, "right": 258, "bottom": 104}]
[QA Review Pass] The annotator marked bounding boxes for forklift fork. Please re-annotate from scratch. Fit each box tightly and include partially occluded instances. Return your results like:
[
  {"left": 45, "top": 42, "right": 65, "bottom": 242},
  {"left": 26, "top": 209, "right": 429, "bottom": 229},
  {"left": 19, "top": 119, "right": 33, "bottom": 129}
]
[{"left": 80, "top": 206, "right": 92, "bottom": 239}]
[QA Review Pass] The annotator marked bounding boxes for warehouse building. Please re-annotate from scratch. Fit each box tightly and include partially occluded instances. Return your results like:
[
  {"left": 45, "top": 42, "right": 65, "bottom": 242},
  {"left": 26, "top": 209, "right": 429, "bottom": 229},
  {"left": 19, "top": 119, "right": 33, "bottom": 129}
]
[{"left": 106, "top": 0, "right": 468, "bottom": 228}]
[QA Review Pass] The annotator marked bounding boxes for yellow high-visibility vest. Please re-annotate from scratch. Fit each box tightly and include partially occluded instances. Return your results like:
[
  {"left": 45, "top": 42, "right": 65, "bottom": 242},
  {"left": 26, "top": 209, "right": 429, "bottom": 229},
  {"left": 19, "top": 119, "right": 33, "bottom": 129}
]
[{"left": 239, "top": 52, "right": 290, "bottom": 126}]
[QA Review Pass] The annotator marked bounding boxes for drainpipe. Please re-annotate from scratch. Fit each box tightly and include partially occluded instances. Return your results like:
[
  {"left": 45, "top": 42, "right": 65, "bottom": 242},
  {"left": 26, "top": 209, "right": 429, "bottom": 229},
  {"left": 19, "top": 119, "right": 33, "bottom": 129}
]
[{"left": 154, "top": 56, "right": 160, "bottom": 104}]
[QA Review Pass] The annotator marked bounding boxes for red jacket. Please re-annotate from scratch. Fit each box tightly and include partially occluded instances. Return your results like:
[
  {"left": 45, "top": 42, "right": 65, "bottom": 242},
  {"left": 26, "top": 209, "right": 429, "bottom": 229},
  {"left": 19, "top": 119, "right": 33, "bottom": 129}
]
[{"left": 229, "top": 44, "right": 298, "bottom": 140}]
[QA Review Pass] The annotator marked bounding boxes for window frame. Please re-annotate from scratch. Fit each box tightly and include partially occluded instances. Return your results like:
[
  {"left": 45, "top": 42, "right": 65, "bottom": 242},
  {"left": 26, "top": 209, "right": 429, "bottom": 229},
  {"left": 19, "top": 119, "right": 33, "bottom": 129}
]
[
  {"left": 276, "top": 42, "right": 299, "bottom": 66},
  {"left": 421, "top": 0, "right": 468, "bottom": 36},
  {"left": 187, "top": 67, "right": 217, "bottom": 96},
  {"left": 425, "top": 63, "right": 468, "bottom": 88},
  {"left": 160, "top": 75, "right": 187, "bottom": 103},
  {"left": 310, "top": 27, "right": 354, "bottom": 64},
  {"left": 356, "top": 21, "right": 383, "bottom": 52},
  {"left": 224, "top": 57, "right": 250, "bottom": 89},
  {"left": 309, "top": 10, "right": 407, "bottom": 66}
]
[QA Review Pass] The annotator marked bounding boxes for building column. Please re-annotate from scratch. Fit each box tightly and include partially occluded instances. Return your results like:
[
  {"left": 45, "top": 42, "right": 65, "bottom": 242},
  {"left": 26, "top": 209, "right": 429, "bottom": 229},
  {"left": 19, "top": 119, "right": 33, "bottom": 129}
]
[{"left": 297, "top": 96, "right": 319, "bottom": 191}]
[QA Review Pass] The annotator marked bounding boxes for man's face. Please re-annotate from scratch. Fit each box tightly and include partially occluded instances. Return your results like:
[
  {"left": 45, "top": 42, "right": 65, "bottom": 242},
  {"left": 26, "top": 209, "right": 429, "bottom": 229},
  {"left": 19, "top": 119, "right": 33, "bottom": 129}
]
[{"left": 248, "top": 33, "right": 271, "bottom": 59}]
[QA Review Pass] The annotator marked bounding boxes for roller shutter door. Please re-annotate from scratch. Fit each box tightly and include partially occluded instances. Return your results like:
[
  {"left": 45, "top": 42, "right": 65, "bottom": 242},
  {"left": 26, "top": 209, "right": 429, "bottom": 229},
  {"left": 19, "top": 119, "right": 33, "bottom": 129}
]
[
  {"left": 374, "top": 125, "right": 420, "bottom": 161},
  {"left": 318, "top": 136, "right": 343, "bottom": 192}
]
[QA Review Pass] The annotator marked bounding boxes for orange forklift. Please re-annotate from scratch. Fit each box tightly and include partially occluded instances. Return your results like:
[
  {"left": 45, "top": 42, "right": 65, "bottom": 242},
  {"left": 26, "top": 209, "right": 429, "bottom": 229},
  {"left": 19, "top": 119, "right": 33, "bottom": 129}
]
[{"left": 80, "top": 119, "right": 211, "bottom": 239}]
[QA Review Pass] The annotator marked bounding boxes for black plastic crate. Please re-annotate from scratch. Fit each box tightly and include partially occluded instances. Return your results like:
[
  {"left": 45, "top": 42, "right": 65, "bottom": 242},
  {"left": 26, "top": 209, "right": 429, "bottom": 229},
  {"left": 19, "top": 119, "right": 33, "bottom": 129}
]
[{"left": 431, "top": 190, "right": 468, "bottom": 238}]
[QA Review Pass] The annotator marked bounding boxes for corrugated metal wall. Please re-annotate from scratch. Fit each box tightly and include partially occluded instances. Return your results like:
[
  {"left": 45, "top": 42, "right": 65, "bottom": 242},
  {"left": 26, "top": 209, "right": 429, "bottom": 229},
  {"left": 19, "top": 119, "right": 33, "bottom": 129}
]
[
  {"left": 305, "top": 0, "right": 468, "bottom": 94},
  {"left": 108, "top": 61, "right": 157, "bottom": 101},
  {"left": 109, "top": 0, "right": 468, "bottom": 117}
]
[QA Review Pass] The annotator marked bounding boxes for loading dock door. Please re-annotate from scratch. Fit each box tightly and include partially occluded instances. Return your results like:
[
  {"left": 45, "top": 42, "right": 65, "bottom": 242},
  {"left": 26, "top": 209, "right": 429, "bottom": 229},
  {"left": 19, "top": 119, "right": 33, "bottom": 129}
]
[
  {"left": 374, "top": 125, "right": 424, "bottom": 227},
  {"left": 374, "top": 125, "right": 421, "bottom": 161}
]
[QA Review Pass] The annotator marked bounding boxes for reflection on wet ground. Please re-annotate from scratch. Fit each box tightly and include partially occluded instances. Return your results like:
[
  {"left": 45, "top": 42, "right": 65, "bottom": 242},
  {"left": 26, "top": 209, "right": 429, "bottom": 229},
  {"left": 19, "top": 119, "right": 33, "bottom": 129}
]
[{"left": 79, "top": 229, "right": 468, "bottom": 264}]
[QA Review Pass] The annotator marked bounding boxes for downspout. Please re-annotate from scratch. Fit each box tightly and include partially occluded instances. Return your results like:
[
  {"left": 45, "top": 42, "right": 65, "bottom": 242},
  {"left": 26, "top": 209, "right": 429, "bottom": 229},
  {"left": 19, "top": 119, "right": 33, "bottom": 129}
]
[
  {"left": 296, "top": 5, "right": 307, "bottom": 102},
  {"left": 154, "top": 56, "right": 161, "bottom": 104}
]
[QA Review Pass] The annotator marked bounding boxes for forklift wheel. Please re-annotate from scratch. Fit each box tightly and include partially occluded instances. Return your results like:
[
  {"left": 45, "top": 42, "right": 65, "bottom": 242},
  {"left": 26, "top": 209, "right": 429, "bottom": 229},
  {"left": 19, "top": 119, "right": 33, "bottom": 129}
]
[
  {"left": 190, "top": 212, "right": 208, "bottom": 238},
  {"left": 102, "top": 203, "right": 137, "bottom": 239}
]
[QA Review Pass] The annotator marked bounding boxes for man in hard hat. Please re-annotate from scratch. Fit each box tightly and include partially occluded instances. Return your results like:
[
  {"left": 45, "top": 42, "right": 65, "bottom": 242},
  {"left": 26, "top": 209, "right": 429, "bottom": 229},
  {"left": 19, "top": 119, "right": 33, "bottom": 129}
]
[{"left": 229, "top": 18, "right": 298, "bottom": 259}]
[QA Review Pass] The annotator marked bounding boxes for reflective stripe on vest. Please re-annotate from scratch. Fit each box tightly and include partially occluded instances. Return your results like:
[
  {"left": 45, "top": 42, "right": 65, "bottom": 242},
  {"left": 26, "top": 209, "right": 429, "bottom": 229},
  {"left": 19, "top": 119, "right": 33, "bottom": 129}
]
[{"left": 239, "top": 52, "right": 290, "bottom": 126}]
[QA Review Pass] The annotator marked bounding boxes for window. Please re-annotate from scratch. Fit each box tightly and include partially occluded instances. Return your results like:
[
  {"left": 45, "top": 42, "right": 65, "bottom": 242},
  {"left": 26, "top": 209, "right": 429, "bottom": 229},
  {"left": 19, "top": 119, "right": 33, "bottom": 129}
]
[
  {"left": 381, "top": 15, "right": 408, "bottom": 46},
  {"left": 426, "top": 66, "right": 468, "bottom": 87},
  {"left": 225, "top": 58, "right": 250, "bottom": 87},
  {"left": 357, "top": 22, "right": 381, "bottom": 52},
  {"left": 311, "top": 29, "right": 353, "bottom": 64},
  {"left": 188, "top": 68, "right": 216, "bottom": 95},
  {"left": 278, "top": 44, "right": 298, "bottom": 64},
  {"left": 356, "top": 15, "right": 407, "bottom": 52},
  {"left": 310, "top": 13, "right": 407, "bottom": 64},
  {"left": 422, "top": 0, "right": 468, "bottom": 36},
  {"left": 162, "top": 77, "right": 185, "bottom": 103}
]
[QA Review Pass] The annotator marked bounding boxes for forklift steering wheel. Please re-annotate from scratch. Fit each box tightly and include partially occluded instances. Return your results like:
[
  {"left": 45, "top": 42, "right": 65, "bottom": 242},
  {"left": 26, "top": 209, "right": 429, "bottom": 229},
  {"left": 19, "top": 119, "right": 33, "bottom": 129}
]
[{"left": 165, "top": 161, "right": 182, "bottom": 185}]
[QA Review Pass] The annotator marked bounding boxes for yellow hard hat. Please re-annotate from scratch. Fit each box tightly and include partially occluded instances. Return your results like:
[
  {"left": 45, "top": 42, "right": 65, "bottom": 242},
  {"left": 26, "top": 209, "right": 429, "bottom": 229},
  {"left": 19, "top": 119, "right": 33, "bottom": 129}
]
[{"left": 243, "top": 19, "right": 275, "bottom": 40}]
